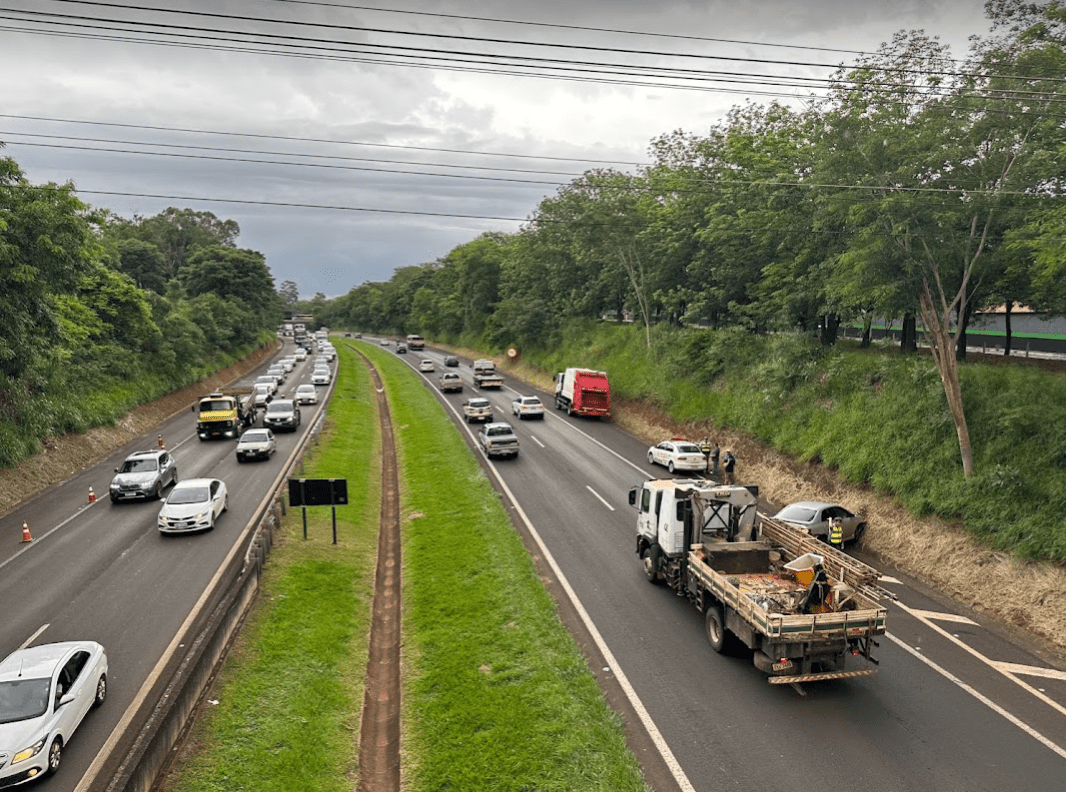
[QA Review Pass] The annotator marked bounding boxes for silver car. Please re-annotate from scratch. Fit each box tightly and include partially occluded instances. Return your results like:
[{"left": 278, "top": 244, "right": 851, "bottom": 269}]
[
  {"left": 263, "top": 399, "right": 301, "bottom": 432},
  {"left": 772, "top": 501, "right": 867, "bottom": 544},
  {"left": 0, "top": 641, "right": 108, "bottom": 785},
  {"left": 109, "top": 449, "right": 178, "bottom": 502},
  {"left": 295, "top": 384, "right": 319, "bottom": 405},
  {"left": 158, "top": 478, "right": 228, "bottom": 534},
  {"left": 236, "top": 428, "right": 276, "bottom": 462}
]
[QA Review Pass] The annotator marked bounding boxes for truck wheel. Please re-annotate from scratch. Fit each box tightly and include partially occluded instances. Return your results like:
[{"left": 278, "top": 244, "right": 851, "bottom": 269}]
[
  {"left": 705, "top": 606, "right": 726, "bottom": 653},
  {"left": 641, "top": 548, "right": 662, "bottom": 584}
]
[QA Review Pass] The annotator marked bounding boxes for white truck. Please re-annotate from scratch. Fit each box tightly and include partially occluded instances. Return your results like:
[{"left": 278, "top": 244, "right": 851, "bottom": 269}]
[
  {"left": 472, "top": 359, "right": 503, "bottom": 389},
  {"left": 631, "top": 478, "right": 887, "bottom": 688}
]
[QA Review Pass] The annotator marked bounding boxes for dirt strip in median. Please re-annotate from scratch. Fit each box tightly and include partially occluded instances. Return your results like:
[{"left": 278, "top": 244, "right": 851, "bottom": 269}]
[{"left": 354, "top": 351, "right": 402, "bottom": 792}]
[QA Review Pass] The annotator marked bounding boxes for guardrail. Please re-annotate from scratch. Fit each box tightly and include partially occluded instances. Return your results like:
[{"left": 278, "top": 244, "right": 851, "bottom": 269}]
[{"left": 102, "top": 370, "right": 339, "bottom": 792}]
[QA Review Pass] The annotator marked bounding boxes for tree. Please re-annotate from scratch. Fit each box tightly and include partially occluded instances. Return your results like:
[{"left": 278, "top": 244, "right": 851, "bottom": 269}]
[
  {"left": 180, "top": 246, "right": 281, "bottom": 325},
  {"left": 114, "top": 238, "right": 168, "bottom": 293},
  {"left": 278, "top": 280, "right": 299, "bottom": 308}
]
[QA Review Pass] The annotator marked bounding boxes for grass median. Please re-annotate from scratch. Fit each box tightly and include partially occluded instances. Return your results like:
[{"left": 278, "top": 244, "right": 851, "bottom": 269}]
[{"left": 163, "top": 340, "right": 648, "bottom": 792}]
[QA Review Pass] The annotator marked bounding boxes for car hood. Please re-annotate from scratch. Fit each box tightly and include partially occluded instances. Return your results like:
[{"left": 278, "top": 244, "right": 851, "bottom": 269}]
[
  {"left": 112, "top": 472, "right": 156, "bottom": 487},
  {"left": 159, "top": 501, "right": 211, "bottom": 519},
  {"left": 0, "top": 716, "right": 45, "bottom": 751}
]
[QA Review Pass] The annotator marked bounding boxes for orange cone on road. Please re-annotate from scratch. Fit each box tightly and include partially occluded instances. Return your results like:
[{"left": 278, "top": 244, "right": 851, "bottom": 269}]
[
  {"left": 157, "top": 434, "right": 166, "bottom": 449},
  {"left": 20, "top": 522, "right": 32, "bottom": 542},
  {"left": 88, "top": 486, "right": 96, "bottom": 503}
]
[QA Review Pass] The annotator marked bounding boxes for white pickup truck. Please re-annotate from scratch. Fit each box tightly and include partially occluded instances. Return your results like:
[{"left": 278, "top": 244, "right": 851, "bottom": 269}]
[{"left": 477, "top": 422, "right": 520, "bottom": 459}]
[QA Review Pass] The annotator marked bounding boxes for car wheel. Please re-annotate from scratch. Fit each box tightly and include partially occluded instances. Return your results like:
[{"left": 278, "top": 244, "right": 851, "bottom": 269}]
[
  {"left": 647, "top": 451, "right": 655, "bottom": 464},
  {"left": 45, "top": 737, "right": 62, "bottom": 777},
  {"left": 93, "top": 674, "right": 107, "bottom": 707},
  {"left": 110, "top": 495, "right": 119, "bottom": 504},
  {"left": 172, "top": 471, "right": 178, "bottom": 485},
  {"left": 668, "top": 461, "right": 676, "bottom": 474},
  {"left": 154, "top": 482, "right": 163, "bottom": 499},
  {"left": 236, "top": 455, "right": 244, "bottom": 463},
  {"left": 705, "top": 606, "right": 726, "bottom": 653},
  {"left": 222, "top": 495, "right": 228, "bottom": 513}
]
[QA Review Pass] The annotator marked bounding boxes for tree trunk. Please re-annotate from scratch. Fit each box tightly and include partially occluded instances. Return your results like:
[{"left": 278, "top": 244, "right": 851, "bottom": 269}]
[
  {"left": 919, "top": 279, "right": 975, "bottom": 478},
  {"left": 955, "top": 299, "right": 973, "bottom": 362},
  {"left": 860, "top": 315, "right": 872, "bottom": 348},
  {"left": 901, "top": 313, "right": 918, "bottom": 353},
  {"left": 1003, "top": 301, "right": 1013, "bottom": 356}
]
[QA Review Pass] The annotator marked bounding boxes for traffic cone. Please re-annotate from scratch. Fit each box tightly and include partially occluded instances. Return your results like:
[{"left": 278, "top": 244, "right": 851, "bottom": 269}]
[
  {"left": 20, "top": 522, "right": 32, "bottom": 543},
  {"left": 157, "top": 434, "right": 166, "bottom": 449},
  {"left": 88, "top": 487, "right": 96, "bottom": 503}
]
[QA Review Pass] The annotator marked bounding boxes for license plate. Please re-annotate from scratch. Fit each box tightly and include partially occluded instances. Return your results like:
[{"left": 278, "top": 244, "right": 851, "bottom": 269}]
[{"left": 772, "top": 660, "right": 794, "bottom": 671}]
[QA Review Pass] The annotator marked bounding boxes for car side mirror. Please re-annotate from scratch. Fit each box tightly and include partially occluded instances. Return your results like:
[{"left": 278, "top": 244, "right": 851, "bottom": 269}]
[
  {"left": 628, "top": 488, "right": 638, "bottom": 507},
  {"left": 59, "top": 692, "right": 75, "bottom": 707}
]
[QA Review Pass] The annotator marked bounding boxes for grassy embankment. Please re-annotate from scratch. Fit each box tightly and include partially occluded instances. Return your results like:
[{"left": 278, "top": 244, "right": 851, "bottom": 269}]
[
  {"left": 493, "top": 320, "right": 1066, "bottom": 563},
  {"left": 164, "top": 340, "right": 648, "bottom": 791}
]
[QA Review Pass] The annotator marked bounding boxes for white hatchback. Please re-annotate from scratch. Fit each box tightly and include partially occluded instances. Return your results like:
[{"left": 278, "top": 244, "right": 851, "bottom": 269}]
[
  {"left": 0, "top": 641, "right": 108, "bottom": 785},
  {"left": 295, "top": 383, "right": 319, "bottom": 404},
  {"left": 312, "top": 367, "right": 331, "bottom": 385}
]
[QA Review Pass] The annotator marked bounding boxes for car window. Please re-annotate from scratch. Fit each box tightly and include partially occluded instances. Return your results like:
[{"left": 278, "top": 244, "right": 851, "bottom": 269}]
[
  {"left": 0, "top": 677, "right": 52, "bottom": 722},
  {"left": 121, "top": 457, "right": 158, "bottom": 473},
  {"left": 62, "top": 651, "right": 89, "bottom": 688},
  {"left": 242, "top": 431, "right": 269, "bottom": 442},
  {"left": 169, "top": 486, "right": 209, "bottom": 504},
  {"left": 677, "top": 444, "right": 701, "bottom": 454},
  {"left": 779, "top": 505, "right": 817, "bottom": 523},
  {"left": 211, "top": 481, "right": 220, "bottom": 497}
]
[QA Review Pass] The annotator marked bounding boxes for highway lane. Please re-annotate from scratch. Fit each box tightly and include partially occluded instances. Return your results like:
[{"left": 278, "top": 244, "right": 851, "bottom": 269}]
[
  {"left": 393, "top": 342, "right": 1066, "bottom": 792},
  {"left": 0, "top": 339, "right": 331, "bottom": 791}
]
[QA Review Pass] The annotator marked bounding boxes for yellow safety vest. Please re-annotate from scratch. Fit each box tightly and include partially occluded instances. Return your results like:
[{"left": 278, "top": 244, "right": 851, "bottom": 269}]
[{"left": 829, "top": 522, "right": 843, "bottom": 545}]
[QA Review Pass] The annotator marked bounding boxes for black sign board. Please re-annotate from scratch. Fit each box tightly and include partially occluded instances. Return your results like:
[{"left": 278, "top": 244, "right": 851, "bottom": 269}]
[{"left": 288, "top": 478, "right": 348, "bottom": 507}]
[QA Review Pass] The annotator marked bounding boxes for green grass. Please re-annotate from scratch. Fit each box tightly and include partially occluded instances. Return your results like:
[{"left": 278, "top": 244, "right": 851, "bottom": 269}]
[
  {"left": 367, "top": 344, "right": 649, "bottom": 792},
  {"left": 512, "top": 320, "right": 1066, "bottom": 562},
  {"left": 166, "top": 339, "right": 649, "bottom": 792},
  {"left": 164, "top": 342, "right": 379, "bottom": 792}
]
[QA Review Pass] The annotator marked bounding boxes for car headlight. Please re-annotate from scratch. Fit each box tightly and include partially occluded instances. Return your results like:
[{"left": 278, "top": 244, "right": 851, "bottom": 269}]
[
  {"left": 12, "top": 738, "right": 45, "bottom": 764},
  {"left": 195, "top": 511, "right": 209, "bottom": 522}
]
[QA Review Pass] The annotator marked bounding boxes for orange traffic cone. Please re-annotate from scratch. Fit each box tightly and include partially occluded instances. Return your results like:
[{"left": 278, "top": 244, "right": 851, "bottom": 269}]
[
  {"left": 157, "top": 434, "right": 166, "bottom": 449},
  {"left": 88, "top": 486, "right": 97, "bottom": 503},
  {"left": 20, "top": 522, "right": 32, "bottom": 543}
]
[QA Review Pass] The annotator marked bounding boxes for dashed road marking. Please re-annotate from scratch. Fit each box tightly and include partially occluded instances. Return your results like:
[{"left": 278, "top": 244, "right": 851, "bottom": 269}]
[{"left": 586, "top": 486, "right": 615, "bottom": 511}]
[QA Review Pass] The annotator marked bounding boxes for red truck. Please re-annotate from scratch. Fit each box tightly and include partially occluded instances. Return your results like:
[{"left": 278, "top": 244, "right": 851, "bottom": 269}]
[{"left": 553, "top": 368, "right": 610, "bottom": 418}]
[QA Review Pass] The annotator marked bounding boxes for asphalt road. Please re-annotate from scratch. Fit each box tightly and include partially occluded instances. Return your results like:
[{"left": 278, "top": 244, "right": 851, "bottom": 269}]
[
  {"left": 393, "top": 343, "right": 1066, "bottom": 792},
  {"left": 0, "top": 339, "right": 329, "bottom": 792}
]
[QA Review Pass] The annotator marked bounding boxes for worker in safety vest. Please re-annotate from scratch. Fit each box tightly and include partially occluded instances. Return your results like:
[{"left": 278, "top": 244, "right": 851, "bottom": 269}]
[{"left": 829, "top": 517, "right": 844, "bottom": 549}]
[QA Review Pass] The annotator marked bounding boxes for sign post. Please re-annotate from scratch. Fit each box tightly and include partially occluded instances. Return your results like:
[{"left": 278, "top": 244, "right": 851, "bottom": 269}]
[{"left": 287, "top": 478, "right": 349, "bottom": 544}]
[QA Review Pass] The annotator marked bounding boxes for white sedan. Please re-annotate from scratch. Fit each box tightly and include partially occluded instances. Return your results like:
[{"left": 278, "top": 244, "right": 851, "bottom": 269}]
[
  {"left": 418, "top": 359, "right": 435, "bottom": 372},
  {"left": 0, "top": 641, "right": 108, "bottom": 785},
  {"left": 158, "top": 478, "right": 228, "bottom": 533},
  {"left": 312, "top": 367, "right": 331, "bottom": 385},
  {"left": 647, "top": 440, "right": 708, "bottom": 474},
  {"left": 295, "top": 383, "right": 319, "bottom": 405}
]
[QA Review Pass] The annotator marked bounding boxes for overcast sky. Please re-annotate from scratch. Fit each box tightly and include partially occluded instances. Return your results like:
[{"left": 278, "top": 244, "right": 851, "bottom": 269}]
[{"left": 0, "top": 0, "right": 994, "bottom": 299}]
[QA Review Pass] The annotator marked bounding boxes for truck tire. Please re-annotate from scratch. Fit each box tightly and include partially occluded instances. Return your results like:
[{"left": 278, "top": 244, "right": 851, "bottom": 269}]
[
  {"left": 641, "top": 547, "right": 662, "bottom": 584},
  {"left": 705, "top": 606, "right": 726, "bottom": 653}
]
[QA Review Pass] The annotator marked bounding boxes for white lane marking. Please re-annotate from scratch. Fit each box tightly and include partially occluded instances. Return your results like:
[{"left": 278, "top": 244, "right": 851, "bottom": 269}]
[
  {"left": 18, "top": 624, "right": 50, "bottom": 650},
  {"left": 0, "top": 502, "right": 97, "bottom": 571},
  {"left": 992, "top": 662, "right": 1066, "bottom": 682},
  {"left": 487, "top": 462, "right": 696, "bottom": 791},
  {"left": 586, "top": 486, "right": 616, "bottom": 512},
  {"left": 887, "top": 634, "right": 1066, "bottom": 760},
  {"left": 894, "top": 598, "right": 1066, "bottom": 722},
  {"left": 529, "top": 435, "right": 545, "bottom": 449},
  {"left": 908, "top": 609, "right": 978, "bottom": 625},
  {"left": 436, "top": 386, "right": 696, "bottom": 791}
]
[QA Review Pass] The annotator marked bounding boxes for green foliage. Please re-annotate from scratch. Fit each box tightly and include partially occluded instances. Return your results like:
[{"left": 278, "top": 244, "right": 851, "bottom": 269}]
[{"left": 521, "top": 320, "right": 1066, "bottom": 563}]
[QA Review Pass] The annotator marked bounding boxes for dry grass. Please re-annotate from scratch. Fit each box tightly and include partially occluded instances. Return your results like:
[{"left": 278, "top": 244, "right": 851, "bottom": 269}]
[
  {"left": 0, "top": 343, "right": 279, "bottom": 518},
  {"left": 611, "top": 395, "right": 1066, "bottom": 666}
]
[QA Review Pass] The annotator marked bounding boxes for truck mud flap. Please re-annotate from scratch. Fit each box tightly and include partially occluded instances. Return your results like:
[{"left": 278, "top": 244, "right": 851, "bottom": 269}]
[{"left": 768, "top": 668, "right": 877, "bottom": 684}]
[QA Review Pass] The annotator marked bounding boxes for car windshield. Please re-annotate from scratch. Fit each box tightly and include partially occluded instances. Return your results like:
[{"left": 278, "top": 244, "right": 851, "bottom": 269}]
[
  {"left": 120, "top": 457, "right": 158, "bottom": 473},
  {"left": 242, "top": 431, "right": 269, "bottom": 443},
  {"left": 0, "top": 677, "right": 51, "bottom": 723},
  {"left": 201, "top": 399, "right": 232, "bottom": 411},
  {"left": 521, "top": 398, "right": 541, "bottom": 406},
  {"left": 267, "top": 402, "right": 292, "bottom": 414},
  {"left": 676, "top": 444, "right": 701, "bottom": 454},
  {"left": 297, "top": 386, "right": 314, "bottom": 393},
  {"left": 779, "top": 505, "right": 817, "bottom": 523},
  {"left": 168, "top": 486, "right": 209, "bottom": 505}
]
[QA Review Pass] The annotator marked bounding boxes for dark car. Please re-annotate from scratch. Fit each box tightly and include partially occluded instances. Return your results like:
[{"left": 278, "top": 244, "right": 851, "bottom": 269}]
[
  {"left": 109, "top": 449, "right": 178, "bottom": 503},
  {"left": 443, "top": 355, "right": 459, "bottom": 367},
  {"left": 263, "top": 399, "right": 301, "bottom": 431}
]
